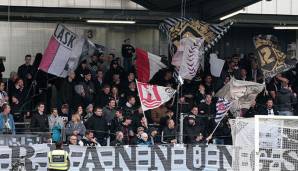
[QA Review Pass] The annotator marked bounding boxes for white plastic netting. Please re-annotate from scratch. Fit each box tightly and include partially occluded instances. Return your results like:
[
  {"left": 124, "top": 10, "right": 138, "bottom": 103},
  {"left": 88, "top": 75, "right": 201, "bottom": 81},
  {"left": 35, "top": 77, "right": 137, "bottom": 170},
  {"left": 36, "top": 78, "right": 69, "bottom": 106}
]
[{"left": 230, "top": 116, "right": 298, "bottom": 171}]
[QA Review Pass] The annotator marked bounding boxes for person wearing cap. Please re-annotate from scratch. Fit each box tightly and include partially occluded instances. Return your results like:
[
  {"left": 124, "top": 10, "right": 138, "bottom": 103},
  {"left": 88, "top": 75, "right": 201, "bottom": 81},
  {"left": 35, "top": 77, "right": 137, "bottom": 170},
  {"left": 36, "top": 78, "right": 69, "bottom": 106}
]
[
  {"left": 48, "top": 141, "right": 70, "bottom": 171},
  {"left": 183, "top": 114, "right": 205, "bottom": 144},
  {"left": 121, "top": 38, "right": 135, "bottom": 72}
]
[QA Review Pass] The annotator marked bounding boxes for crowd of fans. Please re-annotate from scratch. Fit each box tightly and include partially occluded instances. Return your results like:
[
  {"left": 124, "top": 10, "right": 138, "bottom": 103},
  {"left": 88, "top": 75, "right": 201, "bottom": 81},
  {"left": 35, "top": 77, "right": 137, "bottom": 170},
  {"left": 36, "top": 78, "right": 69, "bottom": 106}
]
[{"left": 0, "top": 39, "right": 297, "bottom": 147}]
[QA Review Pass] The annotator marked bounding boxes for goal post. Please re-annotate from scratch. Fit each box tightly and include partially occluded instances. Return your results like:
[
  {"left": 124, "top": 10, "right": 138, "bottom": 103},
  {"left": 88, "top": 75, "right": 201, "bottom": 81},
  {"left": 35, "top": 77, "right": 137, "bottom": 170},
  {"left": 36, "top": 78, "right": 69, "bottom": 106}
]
[{"left": 254, "top": 115, "right": 298, "bottom": 171}]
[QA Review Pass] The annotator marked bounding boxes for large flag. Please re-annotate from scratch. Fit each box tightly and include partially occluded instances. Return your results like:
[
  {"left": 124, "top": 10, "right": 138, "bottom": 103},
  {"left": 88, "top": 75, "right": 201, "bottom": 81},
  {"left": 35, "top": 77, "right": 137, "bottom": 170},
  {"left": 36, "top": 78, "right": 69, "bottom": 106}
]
[
  {"left": 39, "top": 24, "right": 97, "bottom": 77},
  {"left": 215, "top": 98, "right": 232, "bottom": 123},
  {"left": 215, "top": 77, "right": 265, "bottom": 116},
  {"left": 178, "top": 37, "right": 204, "bottom": 80},
  {"left": 159, "top": 18, "right": 233, "bottom": 56},
  {"left": 253, "top": 35, "right": 297, "bottom": 79},
  {"left": 136, "top": 48, "right": 166, "bottom": 82},
  {"left": 136, "top": 81, "right": 176, "bottom": 111}
]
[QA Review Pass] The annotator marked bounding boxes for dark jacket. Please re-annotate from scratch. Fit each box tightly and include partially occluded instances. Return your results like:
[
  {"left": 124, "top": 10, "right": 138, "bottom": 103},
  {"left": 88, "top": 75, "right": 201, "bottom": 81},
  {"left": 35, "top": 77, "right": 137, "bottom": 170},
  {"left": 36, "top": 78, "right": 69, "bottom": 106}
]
[
  {"left": 0, "top": 60, "right": 5, "bottom": 80},
  {"left": 96, "top": 91, "right": 112, "bottom": 108},
  {"left": 122, "top": 103, "right": 136, "bottom": 117},
  {"left": 85, "top": 115, "right": 108, "bottom": 141},
  {"left": 30, "top": 112, "right": 49, "bottom": 132},
  {"left": 244, "top": 106, "right": 259, "bottom": 118},
  {"left": 17, "top": 64, "right": 34, "bottom": 86},
  {"left": 103, "top": 106, "right": 116, "bottom": 124},
  {"left": 276, "top": 88, "right": 297, "bottom": 112},
  {"left": 110, "top": 117, "right": 123, "bottom": 135},
  {"left": 79, "top": 137, "right": 98, "bottom": 147},
  {"left": 117, "top": 124, "right": 133, "bottom": 145},
  {"left": 184, "top": 123, "right": 205, "bottom": 144},
  {"left": 10, "top": 86, "right": 27, "bottom": 113},
  {"left": 110, "top": 139, "right": 124, "bottom": 146},
  {"left": 60, "top": 78, "right": 76, "bottom": 106},
  {"left": 79, "top": 80, "right": 95, "bottom": 104},
  {"left": 121, "top": 44, "right": 135, "bottom": 58},
  {"left": 162, "top": 127, "right": 176, "bottom": 143},
  {"left": 259, "top": 107, "right": 279, "bottom": 115}
]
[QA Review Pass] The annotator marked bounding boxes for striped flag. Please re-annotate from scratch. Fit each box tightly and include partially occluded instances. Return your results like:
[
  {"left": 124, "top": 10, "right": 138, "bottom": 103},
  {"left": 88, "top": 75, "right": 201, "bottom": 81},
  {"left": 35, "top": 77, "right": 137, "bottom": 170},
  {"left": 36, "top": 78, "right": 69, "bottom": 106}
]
[{"left": 215, "top": 98, "right": 232, "bottom": 123}]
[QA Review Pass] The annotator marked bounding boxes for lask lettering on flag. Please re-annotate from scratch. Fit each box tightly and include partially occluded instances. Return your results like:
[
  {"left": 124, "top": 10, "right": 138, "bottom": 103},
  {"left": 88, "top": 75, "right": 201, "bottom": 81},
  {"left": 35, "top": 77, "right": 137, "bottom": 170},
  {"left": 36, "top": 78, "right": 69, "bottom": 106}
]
[
  {"left": 178, "top": 38, "right": 204, "bottom": 80},
  {"left": 39, "top": 24, "right": 97, "bottom": 77},
  {"left": 136, "top": 80, "right": 176, "bottom": 111},
  {"left": 136, "top": 48, "right": 166, "bottom": 83},
  {"left": 215, "top": 98, "right": 232, "bottom": 123}
]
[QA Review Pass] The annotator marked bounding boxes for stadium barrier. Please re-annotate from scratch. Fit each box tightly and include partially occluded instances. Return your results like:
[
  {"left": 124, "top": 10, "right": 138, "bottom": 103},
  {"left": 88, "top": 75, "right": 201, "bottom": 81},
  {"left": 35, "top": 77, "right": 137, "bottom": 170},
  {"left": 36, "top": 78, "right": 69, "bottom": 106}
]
[{"left": 1, "top": 143, "right": 297, "bottom": 171}]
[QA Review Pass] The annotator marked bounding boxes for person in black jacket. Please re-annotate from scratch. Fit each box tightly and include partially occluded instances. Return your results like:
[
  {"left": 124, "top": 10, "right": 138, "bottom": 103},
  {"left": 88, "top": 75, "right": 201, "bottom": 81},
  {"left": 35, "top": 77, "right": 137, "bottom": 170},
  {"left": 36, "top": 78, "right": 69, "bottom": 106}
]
[
  {"left": 60, "top": 71, "right": 76, "bottom": 109},
  {"left": 275, "top": 81, "right": 297, "bottom": 116},
  {"left": 84, "top": 107, "right": 108, "bottom": 146},
  {"left": 184, "top": 115, "right": 205, "bottom": 144},
  {"left": 10, "top": 78, "right": 27, "bottom": 115},
  {"left": 259, "top": 98, "right": 279, "bottom": 115},
  {"left": 17, "top": 55, "right": 34, "bottom": 88},
  {"left": 122, "top": 96, "right": 137, "bottom": 117},
  {"left": 198, "top": 94, "right": 216, "bottom": 134},
  {"left": 121, "top": 38, "right": 135, "bottom": 72},
  {"left": 110, "top": 108, "right": 124, "bottom": 141},
  {"left": 95, "top": 85, "right": 112, "bottom": 108},
  {"left": 30, "top": 102, "right": 49, "bottom": 133},
  {"left": 244, "top": 100, "right": 259, "bottom": 118},
  {"left": 161, "top": 119, "right": 177, "bottom": 144},
  {"left": 110, "top": 131, "right": 125, "bottom": 146}
]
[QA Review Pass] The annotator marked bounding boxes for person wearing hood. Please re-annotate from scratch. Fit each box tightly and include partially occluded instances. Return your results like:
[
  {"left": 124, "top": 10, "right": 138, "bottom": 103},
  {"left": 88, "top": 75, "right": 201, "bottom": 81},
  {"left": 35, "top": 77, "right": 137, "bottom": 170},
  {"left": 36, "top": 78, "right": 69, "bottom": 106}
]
[
  {"left": 104, "top": 59, "right": 125, "bottom": 85},
  {"left": 276, "top": 80, "right": 297, "bottom": 116},
  {"left": 84, "top": 107, "right": 108, "bottom": 146}
]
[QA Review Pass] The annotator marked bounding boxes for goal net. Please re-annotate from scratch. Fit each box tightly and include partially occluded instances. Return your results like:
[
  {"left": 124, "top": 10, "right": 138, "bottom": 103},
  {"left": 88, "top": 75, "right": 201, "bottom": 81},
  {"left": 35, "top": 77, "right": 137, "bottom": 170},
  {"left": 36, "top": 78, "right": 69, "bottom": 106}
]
[{"left": 230, "top": 115, "right": 298, "bottom": 171}]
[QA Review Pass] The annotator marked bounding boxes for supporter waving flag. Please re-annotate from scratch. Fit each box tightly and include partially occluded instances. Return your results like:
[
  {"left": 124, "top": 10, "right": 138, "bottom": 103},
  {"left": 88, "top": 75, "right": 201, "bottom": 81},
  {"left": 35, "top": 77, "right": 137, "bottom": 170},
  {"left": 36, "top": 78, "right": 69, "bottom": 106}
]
[
  {"left": 136, "top": 80, "right": 176, "bottom": 111},
  {"left": 215, "top": 98, "right": 232, "bottom": 123}
]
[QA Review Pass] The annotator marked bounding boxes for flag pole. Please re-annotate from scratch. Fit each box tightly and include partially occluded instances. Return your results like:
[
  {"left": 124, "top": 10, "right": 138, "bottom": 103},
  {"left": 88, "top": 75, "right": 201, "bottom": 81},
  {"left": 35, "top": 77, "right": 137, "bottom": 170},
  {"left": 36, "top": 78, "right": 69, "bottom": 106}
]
[
  {"left": 176, "top": 83, "right": 181, "bottom": 143},
  {"left": 207, "top": 101, "right": 234, "bottom": 143},
  {"left": 135, "top": 79, "right": 148, "bottom": 122}
]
